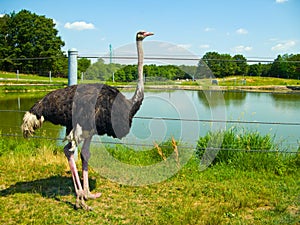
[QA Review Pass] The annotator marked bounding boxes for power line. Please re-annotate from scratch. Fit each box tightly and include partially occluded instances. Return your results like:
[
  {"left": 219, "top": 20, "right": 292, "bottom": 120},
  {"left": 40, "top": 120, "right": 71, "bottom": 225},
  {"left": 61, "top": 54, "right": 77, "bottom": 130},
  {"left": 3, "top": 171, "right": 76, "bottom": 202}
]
[
  {"left": 1, "top": 55, "right": 300, "bottom": 64},
  {"left": 1, "top": 109, "right": 299, "bottom": 126},
  {"left": 0, "top": 56, "right": 65, "bottom": 61},
  {"left": 134, "top": 116, "right": 300, "bottom": 126},
  {"left": 79, "top": 56, "right": 300, "bottom": 64}
]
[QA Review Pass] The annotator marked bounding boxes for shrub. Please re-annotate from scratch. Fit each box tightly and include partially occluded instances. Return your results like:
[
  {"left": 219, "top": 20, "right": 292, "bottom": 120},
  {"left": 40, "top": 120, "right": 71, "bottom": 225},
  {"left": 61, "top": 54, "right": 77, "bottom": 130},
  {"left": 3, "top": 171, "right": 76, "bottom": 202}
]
[{"left": 196, "top": 128, "right": 299, "bottom": 174}]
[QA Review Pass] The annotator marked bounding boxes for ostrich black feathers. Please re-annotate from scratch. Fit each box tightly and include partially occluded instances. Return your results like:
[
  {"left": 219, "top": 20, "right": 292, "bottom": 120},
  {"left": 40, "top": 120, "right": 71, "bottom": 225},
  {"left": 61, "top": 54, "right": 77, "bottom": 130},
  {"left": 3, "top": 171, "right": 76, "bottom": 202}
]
[{"left": 27, "top": 83, "right": 143, "bottom": 139}]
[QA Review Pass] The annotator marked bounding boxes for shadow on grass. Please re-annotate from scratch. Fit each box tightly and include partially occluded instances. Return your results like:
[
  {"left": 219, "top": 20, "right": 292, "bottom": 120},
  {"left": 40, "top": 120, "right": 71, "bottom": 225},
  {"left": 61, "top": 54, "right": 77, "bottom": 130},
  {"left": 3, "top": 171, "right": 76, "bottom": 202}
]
[{"left": 0, "top": 174, "right": 97, "bottom": 209}]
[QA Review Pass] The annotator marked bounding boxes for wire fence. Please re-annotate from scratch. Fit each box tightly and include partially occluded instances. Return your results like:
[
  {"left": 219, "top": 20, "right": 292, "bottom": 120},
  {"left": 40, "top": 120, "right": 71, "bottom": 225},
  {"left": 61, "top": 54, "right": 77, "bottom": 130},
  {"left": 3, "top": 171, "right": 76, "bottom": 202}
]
[
  {"left": 1, "top": 109, "right": 300, "bottom": 126},
  {"left": 0, "top": 109, "right": 299, "bottom": 154},
  {"left": 1, "top": 132, "right": 299, "bottom": 154},
  {"left": 1, "top": 55, "right": 300, "bottom": 63}
]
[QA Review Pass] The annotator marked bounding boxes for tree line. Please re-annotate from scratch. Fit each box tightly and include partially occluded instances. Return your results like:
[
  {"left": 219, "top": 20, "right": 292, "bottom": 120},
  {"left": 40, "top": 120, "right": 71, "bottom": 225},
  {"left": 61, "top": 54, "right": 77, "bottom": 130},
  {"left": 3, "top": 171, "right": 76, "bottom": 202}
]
[
  {"left": 1, "top": 10, "right": 299, "bottom": 81},
  {"left": 85, "top": 52, "right": 300, "bottom": 82},
  {"left": 84, "top": 58, "right": 193, "bottom": 82},
  {"left": 201, "top": 52, "right": 300, "bottom": 80},
  {"left": 0, "top": 10, "right": 90, "bottom": 77}
]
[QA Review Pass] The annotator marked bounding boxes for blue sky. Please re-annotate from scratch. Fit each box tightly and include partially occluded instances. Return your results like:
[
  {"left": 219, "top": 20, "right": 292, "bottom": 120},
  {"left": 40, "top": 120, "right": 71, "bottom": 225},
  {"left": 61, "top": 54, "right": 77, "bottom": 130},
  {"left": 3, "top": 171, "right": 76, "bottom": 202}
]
[{"left": 1, "top": 0, "right": 299, "bottom": 61}]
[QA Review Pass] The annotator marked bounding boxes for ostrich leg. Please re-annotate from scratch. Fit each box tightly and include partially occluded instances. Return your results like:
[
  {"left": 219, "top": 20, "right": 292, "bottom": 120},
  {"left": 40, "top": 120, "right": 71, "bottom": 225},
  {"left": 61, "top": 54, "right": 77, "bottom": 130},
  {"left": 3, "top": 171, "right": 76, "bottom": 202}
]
[
  {"left": 81, "top": 137, "right": 102, "bottom": 200},
  {"left": 64, "top": 142, "right": 91, "bottom": 210}
]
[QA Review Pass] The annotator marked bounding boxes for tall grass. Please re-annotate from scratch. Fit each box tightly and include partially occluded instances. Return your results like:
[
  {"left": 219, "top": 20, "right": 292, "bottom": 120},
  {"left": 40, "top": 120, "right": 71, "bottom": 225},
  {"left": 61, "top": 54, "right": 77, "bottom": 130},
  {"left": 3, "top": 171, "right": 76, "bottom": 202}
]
[
  {"left": 0, "top": 131, "right": 60, "bottom": 157},
  {"left": 102, "top": 139, "right": 177, "bottom": 166},
  {"left": 196, "top": 128, "right": 300, "bottom": 175}
]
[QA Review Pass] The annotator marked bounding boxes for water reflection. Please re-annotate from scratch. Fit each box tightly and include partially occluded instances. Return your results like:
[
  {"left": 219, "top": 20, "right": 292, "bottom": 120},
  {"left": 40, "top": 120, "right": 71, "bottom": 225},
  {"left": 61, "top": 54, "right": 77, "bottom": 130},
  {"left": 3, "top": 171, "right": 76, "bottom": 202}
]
[
  {"left": 0, "top": 92, "right": 62, "bottom": 137},
  {"left": 197, "top": 90, "right": 247, "bottom": 108},
  {"left": 271, "top": 93, "right": 300, "bottom": 110}
]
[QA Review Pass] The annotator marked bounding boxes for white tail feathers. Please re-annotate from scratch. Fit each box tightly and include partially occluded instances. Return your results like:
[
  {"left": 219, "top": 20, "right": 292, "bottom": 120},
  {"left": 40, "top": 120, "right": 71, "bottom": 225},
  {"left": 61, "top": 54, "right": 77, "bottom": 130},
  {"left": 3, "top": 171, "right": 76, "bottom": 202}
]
[{"left": 21, "top": 112, "right": 44, "bottom": 138}]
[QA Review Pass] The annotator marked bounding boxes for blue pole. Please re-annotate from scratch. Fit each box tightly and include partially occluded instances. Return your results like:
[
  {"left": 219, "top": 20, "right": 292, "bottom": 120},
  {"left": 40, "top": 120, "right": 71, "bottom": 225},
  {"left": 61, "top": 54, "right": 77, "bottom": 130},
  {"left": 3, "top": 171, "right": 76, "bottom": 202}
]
[
  {"left": 68, "top": 48, "right": 78, "bottom": 86},
  {"left": 109, "top": 44, "right": 112, "bottom": 64}
]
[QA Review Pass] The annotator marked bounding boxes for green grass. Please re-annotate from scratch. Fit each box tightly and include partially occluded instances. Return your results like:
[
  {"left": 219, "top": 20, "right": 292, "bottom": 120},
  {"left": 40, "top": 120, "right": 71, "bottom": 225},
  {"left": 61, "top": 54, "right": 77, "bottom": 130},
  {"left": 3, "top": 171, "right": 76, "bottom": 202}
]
[
  {"left": 196, "top": 128, "right": 300, "bottom": 175},
  {"left": 0, "top": 72, "right": 67, "bottom": 91},
  {"left": 0, "top": 130, "right": 299, "bottom": 224},
  {"left": 0, "top": 71, "right": 67, "bottom": 83},
  {"left": 217, "top": 76, "right": 300, "bottom": 86},
  {"left": 0, "top": 84, "right": 66, "bottom": 92}
]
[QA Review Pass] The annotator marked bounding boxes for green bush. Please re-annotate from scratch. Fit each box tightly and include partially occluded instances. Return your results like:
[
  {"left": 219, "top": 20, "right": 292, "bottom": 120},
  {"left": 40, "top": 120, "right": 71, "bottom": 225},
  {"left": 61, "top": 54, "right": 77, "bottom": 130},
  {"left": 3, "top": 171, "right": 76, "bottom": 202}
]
[{"left": 196, "top": 128, "right": 299, "bottom": 174}]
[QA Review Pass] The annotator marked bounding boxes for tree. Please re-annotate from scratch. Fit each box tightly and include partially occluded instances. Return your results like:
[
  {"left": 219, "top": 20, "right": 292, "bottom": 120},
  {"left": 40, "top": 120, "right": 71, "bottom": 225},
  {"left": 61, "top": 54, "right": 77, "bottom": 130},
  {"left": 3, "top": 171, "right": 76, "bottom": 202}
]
[
  {"left": 0, "top": 10, "right": 65, "bottom": 75},
  {"left": 52, "top": 55, "right": 68, "bottom": 77},
  {"left": 201, "top": 52, "right": 238, "bottom": 78},
  {"left": 195, "top": 59, "right": 214, "bottom": 79},
  {"left": 269, "top": 55, "right": 289, "bottom": 78},
  {"left": 233, "top": 54, "right": 248, "bottom": 75},
  {"left": 248, "top": 63, "right": 262, "bottom": 76},
  {"left": 220, "top": 53, "right": 236, "bottom": 77},
  {"left": 85, "top": 58, "right": 123, "bottom": 81},
  {"left": 261, "top": 63, "right": 272, "bottom": 77},
  {"left": 0, "top": 14, "right": 11, "bottom": 71},
  {"left": 78, "top": 58, "right": 91, "bottom": 78},
  {"left": 201, "top": 52, "right": 222, "bottom": 77},
  {"left": 178, "top": 65, "right": 197, "bottom": 80},
  {"left": 288, "top": 54, "right": 300, "bottom": 79}
]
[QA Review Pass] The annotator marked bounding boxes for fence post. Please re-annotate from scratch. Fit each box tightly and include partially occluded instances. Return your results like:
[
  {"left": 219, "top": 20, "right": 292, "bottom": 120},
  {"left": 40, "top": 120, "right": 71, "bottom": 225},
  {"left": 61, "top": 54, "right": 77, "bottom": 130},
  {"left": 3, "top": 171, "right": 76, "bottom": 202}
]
[
  {"left": 68, "top": 48, "right": 78, "bottom": 86},
  {"left": 67, "top": 48, "right": 78, "bottom": 160}
]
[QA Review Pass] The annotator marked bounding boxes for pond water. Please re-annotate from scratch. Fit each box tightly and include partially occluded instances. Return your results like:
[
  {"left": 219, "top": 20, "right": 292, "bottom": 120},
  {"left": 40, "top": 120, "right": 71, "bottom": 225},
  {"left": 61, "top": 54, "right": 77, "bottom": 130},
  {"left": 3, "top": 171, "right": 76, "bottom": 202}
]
[{"left": 0, "top": 89, "right": 299, "bottom": 150}]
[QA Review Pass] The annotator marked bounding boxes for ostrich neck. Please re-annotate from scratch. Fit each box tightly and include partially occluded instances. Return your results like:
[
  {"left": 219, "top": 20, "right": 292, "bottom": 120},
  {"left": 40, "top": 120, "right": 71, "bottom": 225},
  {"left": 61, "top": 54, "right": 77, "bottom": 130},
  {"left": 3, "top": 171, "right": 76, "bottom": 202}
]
[{"left": 131, "top": 40, "right": 144, "bottom": 105}]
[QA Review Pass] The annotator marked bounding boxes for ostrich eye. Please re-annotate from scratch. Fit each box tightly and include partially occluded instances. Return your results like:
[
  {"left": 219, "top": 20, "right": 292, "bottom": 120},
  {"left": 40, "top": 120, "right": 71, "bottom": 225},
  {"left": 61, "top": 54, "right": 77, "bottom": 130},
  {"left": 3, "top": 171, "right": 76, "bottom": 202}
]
[{"left": 137, "top": 33, "right": 145, "bottom": 40}]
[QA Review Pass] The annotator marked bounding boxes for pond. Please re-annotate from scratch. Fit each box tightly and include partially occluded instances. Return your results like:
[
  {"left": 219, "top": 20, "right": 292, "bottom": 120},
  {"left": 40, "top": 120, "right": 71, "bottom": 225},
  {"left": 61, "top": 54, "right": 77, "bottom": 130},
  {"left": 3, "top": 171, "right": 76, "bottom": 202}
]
[{"left": 0, "top": 89, "right": 299, "bottom": 150}]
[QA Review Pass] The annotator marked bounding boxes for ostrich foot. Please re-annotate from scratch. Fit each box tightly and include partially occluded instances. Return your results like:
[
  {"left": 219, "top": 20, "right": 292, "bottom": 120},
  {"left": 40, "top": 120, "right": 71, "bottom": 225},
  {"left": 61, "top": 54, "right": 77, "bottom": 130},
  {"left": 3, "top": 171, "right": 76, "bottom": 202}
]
[
  {"left": 84, "top": 191, "right": 102, "bottom": 200},
  {"left": 74, "top": 190, "right": 101, "bottom": 210},
  {"left": 75, "top": 191, "right": 93, "bottom": 211}
]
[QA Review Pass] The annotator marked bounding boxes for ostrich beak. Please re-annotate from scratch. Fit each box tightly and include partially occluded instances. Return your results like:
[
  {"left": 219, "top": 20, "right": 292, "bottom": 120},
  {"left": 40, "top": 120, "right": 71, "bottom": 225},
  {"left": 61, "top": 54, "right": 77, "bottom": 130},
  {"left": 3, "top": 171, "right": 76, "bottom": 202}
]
[{"left": 144, "top": 32, "right": 154, "bottom": 37}]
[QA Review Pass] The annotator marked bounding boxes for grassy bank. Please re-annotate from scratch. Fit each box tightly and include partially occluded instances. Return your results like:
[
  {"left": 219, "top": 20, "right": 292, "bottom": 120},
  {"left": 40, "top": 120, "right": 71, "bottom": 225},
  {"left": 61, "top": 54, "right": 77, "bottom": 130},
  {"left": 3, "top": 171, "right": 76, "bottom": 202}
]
[
  {"left": 0, "top": 72, "right": 67, "bottom": 83},
  {"left": 0, "top": 130, "right": 299, "bottom": 224},
  {"left": 0, "top": 72, "right": 67, "bottom": 92},
  {"left": 1, "top": 72, "right": 300, "bottom": 93},
  {"left": 215, "top": 76, "right": 300, "bottom": 86}
]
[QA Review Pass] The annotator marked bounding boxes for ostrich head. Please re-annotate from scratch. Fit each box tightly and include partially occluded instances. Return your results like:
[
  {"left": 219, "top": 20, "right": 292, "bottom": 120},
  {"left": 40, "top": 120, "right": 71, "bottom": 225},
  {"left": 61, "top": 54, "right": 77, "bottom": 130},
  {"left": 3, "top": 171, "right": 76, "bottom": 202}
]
[{"left": 136, "top": 30, "right": 154, "bottom": 41}]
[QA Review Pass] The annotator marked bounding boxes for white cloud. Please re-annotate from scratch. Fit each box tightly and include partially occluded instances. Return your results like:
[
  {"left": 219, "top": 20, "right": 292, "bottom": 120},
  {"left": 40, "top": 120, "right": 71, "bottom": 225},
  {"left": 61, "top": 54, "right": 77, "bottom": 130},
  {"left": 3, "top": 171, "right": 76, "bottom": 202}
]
[
  {"left": 177, "top": 44, "right": 192, "bottom": 49},
  {"left": 271, "top": 40, "right": 296, "bottom": 51},
  {"left": 275, "top": 0, "right": 288, "bottom": 3},
  {"left": 64, "top": 21, "right": 95, "bottom": 30},
  {"left": 162, "top": 43, "right": 192, "bottom": 54},
  {"left": 232, "top": 45, "right": 253, "bottom": 53},
  {"left": 204, "top": 27, "right": 215, "bottom": 32},
  {"left": 236, "top": 28, "right": 248, "bottom": 35},
  {"left": 0, "top": 14, "right": 5, "bottom": 18},
  {"left": 199, "top": 44, "right": 210, "bottom": 49}
]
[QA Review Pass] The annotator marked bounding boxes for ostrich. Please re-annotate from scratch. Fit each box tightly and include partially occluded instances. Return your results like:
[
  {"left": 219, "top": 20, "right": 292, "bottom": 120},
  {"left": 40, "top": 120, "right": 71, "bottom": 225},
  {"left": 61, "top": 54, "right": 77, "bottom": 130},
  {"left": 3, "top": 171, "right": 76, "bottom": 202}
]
[{"left": 21, "top": 31, "right": 154, "bottom": 210}]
